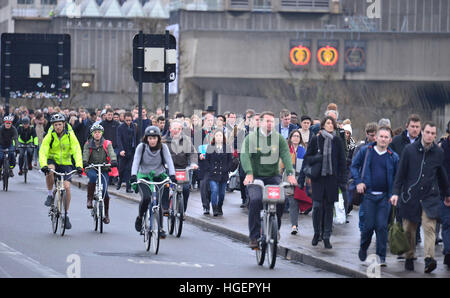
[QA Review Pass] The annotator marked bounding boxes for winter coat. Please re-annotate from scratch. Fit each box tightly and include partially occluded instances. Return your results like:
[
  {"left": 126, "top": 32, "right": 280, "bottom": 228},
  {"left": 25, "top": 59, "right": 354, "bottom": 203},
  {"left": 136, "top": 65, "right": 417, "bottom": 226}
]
[
  {"left": 298, "top": 133, "right": 347, "bottom": 203},
  {"left": 100, "top": 119, "right": 120, "bottom": 149},
  {"left": 393, "top": 141, "right": 450, "bottom": 223},
  {"left": 390, "top": 129, "right": 421, "bottom": 157},
  {"left": 205, "top": 145, "right": 233, "bottom": 183},
  {"left": 116, "top": 122, "right": 138, "bottom": 158}
]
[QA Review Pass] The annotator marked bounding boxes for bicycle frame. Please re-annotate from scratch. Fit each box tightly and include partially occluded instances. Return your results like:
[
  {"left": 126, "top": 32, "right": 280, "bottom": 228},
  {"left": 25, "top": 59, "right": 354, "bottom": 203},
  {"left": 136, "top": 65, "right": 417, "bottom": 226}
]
[
  {"left": 18, "top": 144, "right": 34, "bottom": 183},
  {"left": 85, "top": 163, "right": 111, "bottom": 233},
  {"left": 1, "top": 148, "right": 14, "bottom": 191}
]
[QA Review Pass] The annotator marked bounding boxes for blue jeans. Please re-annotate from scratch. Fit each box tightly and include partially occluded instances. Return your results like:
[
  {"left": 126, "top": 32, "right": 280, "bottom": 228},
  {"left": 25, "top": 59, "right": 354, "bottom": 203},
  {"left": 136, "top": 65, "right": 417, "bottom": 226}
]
[
  {"left": 209, "top": 180, "right": 226, "bottom": 207},
  {"left": 360, "top": 193, "right": 391, "bottom": 260},
  {"left": 87, "top": 169, "right": 109, "bottom": 198},
  {"left": 441, "top": 200, "right": 450, "bottom": 255},
  {"left": 0, "top": 145, "right": 16, "bottom": 168}
]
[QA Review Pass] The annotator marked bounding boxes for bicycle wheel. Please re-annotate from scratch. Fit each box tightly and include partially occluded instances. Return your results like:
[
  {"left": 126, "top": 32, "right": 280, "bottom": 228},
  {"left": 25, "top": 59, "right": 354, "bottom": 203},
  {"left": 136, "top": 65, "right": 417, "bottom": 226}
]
[
  {"left": 99, "top": 201, "right": 104, "bottom": 234},
  {"left": 59, "top": 191, "right": 67, "bottom": 236},
  {"left": 23, "top": 154, "right": 27, "bottom": 184},
  {"left": 150, "top": 207, "right": 160, "bottom": 254},
  {"left": 92, "top": 200, "right": 98, "bottom": 231},
  {"left": 167, "top": 196, "right": 175, "bottom": 235},
  {"left": 267, "top": 214, "right": 278, "bottom": 269},
  {"left": 256, "top": 225, "right": 266, "bottom": 266},
  {"left": 51, "top": 206, "right": 58, "bottom": 234},
  {"left": 175, "top": 193, "right": 184, "bottom": 238},
  {"left": 3, "top": 161, "right": 9, "bottom": 192},
  {"left": 143, "top": 211, "right": 151, "bottom": 251}
]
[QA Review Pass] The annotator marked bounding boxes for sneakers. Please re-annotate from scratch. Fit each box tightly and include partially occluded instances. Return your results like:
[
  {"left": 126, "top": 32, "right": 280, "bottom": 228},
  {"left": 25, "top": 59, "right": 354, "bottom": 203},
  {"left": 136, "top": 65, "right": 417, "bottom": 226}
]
[
  {"left": 44, "top": 195, "right": 54, "bottom": 207},
  {"left": 291, "top": 226, "right": 298, "bottom": 235},
  {"left": 358, "top": 249, "right": 367, "bottom": 262},
  {"left": 63, "top": 215, "right": 72, "bottom": 230},
  {"left": 405, "top": 258, "right": 414, "bottom": 271},
  {"left": 203, "top": 208, "right": 210, "bottom": 215},
  {"left": 135, "top": 216, "right": 142, "bottom": 232},
  {"left": 424, "top": 257, "right": 437, "bottom": 274},
  {"left": 248, "top": 239, "right": 258, "bottom": 249}
]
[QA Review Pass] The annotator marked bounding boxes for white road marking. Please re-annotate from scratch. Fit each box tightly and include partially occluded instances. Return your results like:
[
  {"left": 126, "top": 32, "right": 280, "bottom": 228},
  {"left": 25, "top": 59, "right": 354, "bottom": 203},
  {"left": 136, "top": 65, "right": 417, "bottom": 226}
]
[
  {"left": 0, "top": 241, "right": 65, "bottom": 278},
  {"left": 127, "top": 258, "right": 214, "bottom": 268}
]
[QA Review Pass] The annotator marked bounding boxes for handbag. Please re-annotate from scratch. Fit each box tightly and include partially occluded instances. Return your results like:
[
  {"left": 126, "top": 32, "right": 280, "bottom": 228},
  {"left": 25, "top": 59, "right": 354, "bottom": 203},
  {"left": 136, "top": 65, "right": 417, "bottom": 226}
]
[
  {"left": 388, "top": 206, "right": 411, "bottom": 255},
  {"left": 302, "top": 137, "right": 322, "bottom": 179},
  {"left": 349, "top": 146, "right": 370, "bottom": 206}
]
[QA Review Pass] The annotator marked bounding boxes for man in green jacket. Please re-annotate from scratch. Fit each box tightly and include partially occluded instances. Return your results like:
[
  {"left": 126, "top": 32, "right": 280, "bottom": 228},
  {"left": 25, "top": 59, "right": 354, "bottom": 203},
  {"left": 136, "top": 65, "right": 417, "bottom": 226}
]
[
  {"left": 39, "top": 113, "right": 83, "bottom": 230},
  {"left": 240, "top": 111, "right": 298, "bottom": 248}
]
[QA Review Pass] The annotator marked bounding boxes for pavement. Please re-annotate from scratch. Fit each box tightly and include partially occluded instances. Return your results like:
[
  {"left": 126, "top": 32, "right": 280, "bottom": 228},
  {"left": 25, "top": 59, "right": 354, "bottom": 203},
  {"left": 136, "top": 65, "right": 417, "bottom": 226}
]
[{"left": 71, "top": 175, "right": 450, "bottom": 278}]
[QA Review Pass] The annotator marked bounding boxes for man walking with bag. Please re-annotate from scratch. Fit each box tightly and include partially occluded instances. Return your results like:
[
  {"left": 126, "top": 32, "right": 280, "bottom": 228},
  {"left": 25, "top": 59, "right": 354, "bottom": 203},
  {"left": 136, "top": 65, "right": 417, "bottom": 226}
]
[
  {"left": 390, "top": 122, "right": 450, "bottom": 273},
  {"left": 351, "top": 126, "right": 399, "bottom": 266}
]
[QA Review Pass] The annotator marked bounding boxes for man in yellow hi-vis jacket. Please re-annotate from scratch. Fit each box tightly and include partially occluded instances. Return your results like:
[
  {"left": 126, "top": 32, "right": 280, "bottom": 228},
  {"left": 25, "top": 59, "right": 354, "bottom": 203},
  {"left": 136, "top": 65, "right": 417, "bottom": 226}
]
[{"left": 39, "top": 113, "right": 83, "bottom": 230}]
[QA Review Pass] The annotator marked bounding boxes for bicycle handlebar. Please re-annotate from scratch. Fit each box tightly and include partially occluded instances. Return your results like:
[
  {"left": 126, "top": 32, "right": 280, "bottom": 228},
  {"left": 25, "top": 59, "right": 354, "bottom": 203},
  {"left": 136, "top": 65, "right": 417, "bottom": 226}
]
[
  {"left": 49, "top": 169, "right": 78, "bottom": 177},
  {"left": 85, "top": 163, "right": 112, "bottom": 170},
  {"left": 132, "top": 177, "right": 174, "bottom": 187}
]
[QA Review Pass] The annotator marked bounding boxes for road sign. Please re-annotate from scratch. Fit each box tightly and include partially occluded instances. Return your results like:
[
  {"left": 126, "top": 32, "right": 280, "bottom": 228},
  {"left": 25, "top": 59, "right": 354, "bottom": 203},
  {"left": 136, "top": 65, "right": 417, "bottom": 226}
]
[
  {"left": 1, "top": 33, "right": 71, "bottom": 99},
  {"left": 132, "top": 33, "right": 176, "bottom": 83}
]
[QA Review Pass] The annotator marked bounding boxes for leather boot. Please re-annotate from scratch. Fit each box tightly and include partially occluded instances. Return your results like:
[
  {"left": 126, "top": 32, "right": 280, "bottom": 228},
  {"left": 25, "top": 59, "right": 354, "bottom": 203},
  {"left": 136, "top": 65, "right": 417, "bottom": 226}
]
[
  {"left": 87, "top": 183, "right": 95, "bottom": 209},
  {"left": 103, "top": 194, "right": 110, "bottom": 224}
]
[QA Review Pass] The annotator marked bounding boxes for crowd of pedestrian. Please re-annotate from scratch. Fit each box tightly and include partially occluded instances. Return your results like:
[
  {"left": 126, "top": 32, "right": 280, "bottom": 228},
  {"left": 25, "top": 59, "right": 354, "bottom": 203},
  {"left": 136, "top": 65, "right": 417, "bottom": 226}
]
[{"left": 0, "top": 101, "right": 449, "bottom": 274}]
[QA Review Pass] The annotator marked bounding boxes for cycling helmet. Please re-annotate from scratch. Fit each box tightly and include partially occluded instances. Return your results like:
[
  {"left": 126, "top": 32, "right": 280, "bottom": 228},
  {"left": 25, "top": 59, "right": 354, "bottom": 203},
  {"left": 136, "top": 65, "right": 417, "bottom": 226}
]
[
  {"left": 90, "top": 123, "right": 104, "bottom": 135},
  {"left": 3, "top": 115, "right": 14, "bottom": 122},
  {"left": 22, "top": 116, "right": 30, "bottom": 125},
  {"left": 144, "top": 126, "right": 161, "bottom": 137},
  {"left": 50, "top": 113, "right": 65, "bottom": 123}
]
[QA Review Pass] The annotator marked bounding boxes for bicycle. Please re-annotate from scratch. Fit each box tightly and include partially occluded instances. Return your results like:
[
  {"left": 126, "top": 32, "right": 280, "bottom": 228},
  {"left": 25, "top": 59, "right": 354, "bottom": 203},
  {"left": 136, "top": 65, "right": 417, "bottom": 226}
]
[
  {"left": 18, "top": 144, "right": 34, "bottom": 184},
  {"left": 47, "top": 168, "right": 77, "bottom": 236},
  {"left": 132, "top": 177, "right": 173, "bottom": 254},
  {"left": 167, "top": 168, "right": 192, "bottom": 238},
  {"left": 1, "top": 148, "right": 14, "bottom": 192},
  {"left": 247, "top": 179, "right": 291, "bottom": 269},
  {"left": 85, "top": 163, "right": 111, "bottom": 234}
]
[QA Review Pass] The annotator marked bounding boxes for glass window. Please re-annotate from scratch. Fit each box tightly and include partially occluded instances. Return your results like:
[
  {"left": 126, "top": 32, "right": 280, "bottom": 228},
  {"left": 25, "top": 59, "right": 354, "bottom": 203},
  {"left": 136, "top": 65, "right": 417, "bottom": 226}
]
[
  {"left": 41, "top": 0, "right": 57, "bottom": 4},
  {"left": 18, "top": 0, "right": 34, "bottom": 4},
  {"left": 253, "top": 0, "right": 271, "bottom": 10}
]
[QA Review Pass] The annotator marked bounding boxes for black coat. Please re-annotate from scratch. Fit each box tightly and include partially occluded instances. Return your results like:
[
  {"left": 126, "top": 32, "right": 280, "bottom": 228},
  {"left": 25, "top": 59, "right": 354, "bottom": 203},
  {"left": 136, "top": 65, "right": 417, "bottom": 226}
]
[
  {"left": 73, "top": 118, "right": 92, "bottom": 147},
  {"left": 391, "top": 129, "right": 422, "bottom": 158},
  {"left": 100, "top": 119, "right": 120, "bottom": 149},
  {"left": 205, "top": 145, "right": 233, "bottom": 183},
  {"left": 299, "top": 133, "right": 347, "bottom": 203},
  {"left": 393, "top": 141, "right": 450, "bottom": 223},
  {"left": 116, "top": 122, "right": 137, "bottom": 158}
]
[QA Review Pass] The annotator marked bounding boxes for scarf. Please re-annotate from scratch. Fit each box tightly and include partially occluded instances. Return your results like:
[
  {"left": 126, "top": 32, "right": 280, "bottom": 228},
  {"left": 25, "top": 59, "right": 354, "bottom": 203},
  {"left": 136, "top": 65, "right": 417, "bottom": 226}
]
[{"left": 321, "top": 130, "right": 335, "bottom": 176}]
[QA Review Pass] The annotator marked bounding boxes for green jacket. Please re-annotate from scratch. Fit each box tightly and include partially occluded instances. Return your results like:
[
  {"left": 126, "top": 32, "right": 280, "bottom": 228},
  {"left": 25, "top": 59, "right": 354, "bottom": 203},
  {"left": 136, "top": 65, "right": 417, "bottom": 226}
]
[
  {"left": 39, "top": 126, "right": 83, "bottom": 167},
  {"left": 83, "top": 137, "right": 117, "bottom": 166},
  {"left": 240, "top": 128, "right": 294, "bottom": 177}
]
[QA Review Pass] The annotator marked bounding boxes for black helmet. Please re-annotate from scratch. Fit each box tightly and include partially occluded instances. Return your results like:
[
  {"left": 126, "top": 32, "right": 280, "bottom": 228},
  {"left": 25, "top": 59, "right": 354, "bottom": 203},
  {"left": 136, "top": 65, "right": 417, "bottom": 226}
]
[
  {"left": 22, "top": 116, "right": 30, "bottom": 125},
  {"left": 144, "top": 126, "right": 161, "bottom": 137},
  {"left": 50, "top": 113, "right": 65, "bottom": 123}
]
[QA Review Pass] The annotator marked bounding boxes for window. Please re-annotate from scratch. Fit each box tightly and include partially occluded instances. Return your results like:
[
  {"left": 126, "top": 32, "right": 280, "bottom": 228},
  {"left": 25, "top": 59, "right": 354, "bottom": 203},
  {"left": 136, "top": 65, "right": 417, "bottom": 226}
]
[
  {"left": 41, "top": 0, "right": 57, "bottom": 4},
  {"left": 18, "top": 0, "right": 34, "bottom": 4},
  {"left": 253, "top": 0, "right": 271, "bottom": 11}
]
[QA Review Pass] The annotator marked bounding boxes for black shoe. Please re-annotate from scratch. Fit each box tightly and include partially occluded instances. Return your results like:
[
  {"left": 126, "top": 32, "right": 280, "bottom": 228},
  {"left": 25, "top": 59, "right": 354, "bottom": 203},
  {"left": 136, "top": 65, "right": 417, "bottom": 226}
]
[
  {"left": 424, "top": 257, "right": 437, "bottom": 273},
  {"left": 323, "top": 239, "right": 332, "bottom": 249},
  {"left": 203, "top": 208, "right": 210, "bottom": 215},
  {"left": 312, "top": 234, "right": 320, "bottom": 246},
  {"left": 63, "top": 215, "right": 72, "bottom": 230},
  {"left": 405, "top": 258, "right": 414, "bottom": 271},
  {"left": 435, "top": 238, "right": 443, "bottom": 245},
  {"left": 444, "top": 254, "right": 450, "bottom": 268},
  {"left": 212, "top": 206, "right": 219, "bottom": 216},
  {"left": 116, "top": 183, "right": 121, "bottom": 190},
  {"left": 359, "top": 249, "right": 367, "bottom": 262},
  {"left": 45, "top": 195, "right": 54, "bottom": 207},
  {"left": 126, "top": 188, "right": 133, "bottom": 193},
  {"left": 9, "top": 169, "right": 14, "bottom": 177},
  {"left": 18, "top": 170, "right": 23, "bottom": 176},
  {"left": 135, "top": 216, "right": 142, "bottom": 232},
  {"left": 159, "top": 229, "right": 167, "bottom": 239},
  {"left": 218, "top": 206, "right": 223, "bottom": 216}
]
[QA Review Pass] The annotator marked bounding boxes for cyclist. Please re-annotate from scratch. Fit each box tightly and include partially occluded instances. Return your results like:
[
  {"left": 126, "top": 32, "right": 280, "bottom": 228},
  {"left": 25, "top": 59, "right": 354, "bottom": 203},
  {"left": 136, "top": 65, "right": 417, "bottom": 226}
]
[
  {"left": 162, "top": 119, "right": 199, "bottom": 212},
  {"left": 240, "top": 111, "right": 298, "bottom": 248},
  {"left": 130, "top": 126, "right": 176, "bottom": 239},
  {"left": 0, "top": 115, "right": 18, "bottom": 178},
  {"left": 39, "top": 113, "right": 83, "bottom": 229},
  {"left": 82, "top": 124, "right": 118, "bottom": 224},
  {"left": 17, "top": 116, "right": 38, "bottom": 175}
]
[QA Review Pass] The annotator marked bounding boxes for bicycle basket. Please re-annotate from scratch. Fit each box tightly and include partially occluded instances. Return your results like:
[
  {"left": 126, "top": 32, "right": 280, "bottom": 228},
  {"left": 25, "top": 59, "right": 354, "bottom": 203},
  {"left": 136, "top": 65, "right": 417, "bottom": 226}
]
[
  {"left": 175, "top": 169, "right": 190, "bottom": 184},
  {"left": 263, "top": 185, "right": 285, "bottom": 204}
]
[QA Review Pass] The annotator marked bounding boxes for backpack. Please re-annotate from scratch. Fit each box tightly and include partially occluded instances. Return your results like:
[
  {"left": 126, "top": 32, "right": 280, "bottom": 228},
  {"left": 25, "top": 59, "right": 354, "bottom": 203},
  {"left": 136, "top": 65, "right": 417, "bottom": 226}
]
[{"left": 140, "top": 143, "right": 167, "bottom": 170}]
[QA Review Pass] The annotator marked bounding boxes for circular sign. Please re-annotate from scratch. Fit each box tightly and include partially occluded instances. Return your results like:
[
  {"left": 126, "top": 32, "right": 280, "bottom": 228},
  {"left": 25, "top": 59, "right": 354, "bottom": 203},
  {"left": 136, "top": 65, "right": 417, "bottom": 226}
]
[
  {"left": 317, "top": 45, "right": 339, "bottom": 66},
  {"left": 344, "top": 47, "right": 365, "bottom": 67},
  {"left": 290, "top": 45, "right": 311, "bottom": 66}
]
